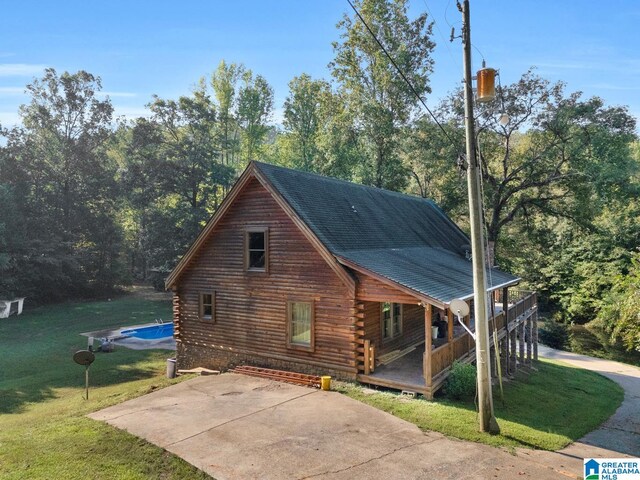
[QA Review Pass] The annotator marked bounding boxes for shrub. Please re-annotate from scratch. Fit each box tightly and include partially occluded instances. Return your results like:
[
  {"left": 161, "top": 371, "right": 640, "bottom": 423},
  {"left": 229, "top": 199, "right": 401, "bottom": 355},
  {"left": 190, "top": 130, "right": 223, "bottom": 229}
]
[
  {"left": 443, "top": 361, "right": 476, "bottom": 400},
  {"left": 539, "top": 320, "right": 569, "bottom": 350},
  {"left": 149, "top": 270, "right": 170, "bottom": 292},
  {"left": 593, "top": 253, "right": 640, "bottom": 353}
]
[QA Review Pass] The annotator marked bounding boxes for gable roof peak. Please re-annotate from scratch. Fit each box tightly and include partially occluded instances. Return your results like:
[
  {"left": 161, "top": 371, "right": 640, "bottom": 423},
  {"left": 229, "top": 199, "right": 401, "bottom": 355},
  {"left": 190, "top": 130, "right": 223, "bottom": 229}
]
[{"left": 253, "top": 161, "right": 470, "bottom": 256}]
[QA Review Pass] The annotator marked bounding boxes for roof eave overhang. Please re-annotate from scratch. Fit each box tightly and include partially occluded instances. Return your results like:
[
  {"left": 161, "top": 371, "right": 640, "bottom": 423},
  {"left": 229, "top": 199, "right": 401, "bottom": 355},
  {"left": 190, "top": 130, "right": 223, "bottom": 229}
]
[
  {"left": 457, "top": 277, "right": 522, "bottom": 302},
  {"left": 335, "top": 255, "right": 447, "bottom": 310}
]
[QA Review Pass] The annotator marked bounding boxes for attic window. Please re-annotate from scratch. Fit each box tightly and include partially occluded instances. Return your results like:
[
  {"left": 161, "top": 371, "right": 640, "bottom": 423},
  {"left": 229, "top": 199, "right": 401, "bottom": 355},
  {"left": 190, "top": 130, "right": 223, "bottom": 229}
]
[{"left": 245, "top": 228, "right": 268, "bottom": 272}]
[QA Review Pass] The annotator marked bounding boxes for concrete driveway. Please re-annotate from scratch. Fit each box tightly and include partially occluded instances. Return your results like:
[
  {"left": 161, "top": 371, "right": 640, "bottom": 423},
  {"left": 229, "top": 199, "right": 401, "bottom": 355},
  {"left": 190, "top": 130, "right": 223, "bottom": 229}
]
[{"left": 91, "top": 373, "right": 588, "bottom": 480}]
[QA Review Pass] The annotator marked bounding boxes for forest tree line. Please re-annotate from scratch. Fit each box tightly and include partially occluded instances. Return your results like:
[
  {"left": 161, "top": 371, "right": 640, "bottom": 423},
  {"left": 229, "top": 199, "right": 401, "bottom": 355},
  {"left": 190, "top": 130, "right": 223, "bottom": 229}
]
[{"left": 0, "top": 0, "right": 638, "bottom": 356}]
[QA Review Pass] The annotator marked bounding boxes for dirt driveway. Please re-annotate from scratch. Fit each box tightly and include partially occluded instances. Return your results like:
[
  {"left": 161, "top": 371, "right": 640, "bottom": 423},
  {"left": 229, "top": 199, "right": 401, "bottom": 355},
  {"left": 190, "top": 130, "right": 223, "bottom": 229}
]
[{"left": 90, "top": 373, "right": 594, "bottom": 480}]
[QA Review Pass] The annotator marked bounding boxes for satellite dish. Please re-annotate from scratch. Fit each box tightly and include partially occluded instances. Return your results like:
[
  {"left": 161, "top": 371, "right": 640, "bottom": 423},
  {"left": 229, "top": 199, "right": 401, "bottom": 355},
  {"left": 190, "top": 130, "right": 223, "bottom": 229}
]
[
  {"left": 73, "top": 350, "right": 95, "bottom": 400},
  {"left": 449, "top": 298, "right": 470, "bottom": 318},
  {"left": 73, "top": 350, "right": 95, "bottom": 366}
]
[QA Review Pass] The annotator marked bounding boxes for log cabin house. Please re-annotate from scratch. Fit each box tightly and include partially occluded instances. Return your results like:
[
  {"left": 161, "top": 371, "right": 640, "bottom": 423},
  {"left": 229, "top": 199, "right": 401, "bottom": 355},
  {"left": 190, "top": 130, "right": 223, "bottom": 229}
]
[{"left": 165, "top": 161, "right": 538, "bottom": 398}]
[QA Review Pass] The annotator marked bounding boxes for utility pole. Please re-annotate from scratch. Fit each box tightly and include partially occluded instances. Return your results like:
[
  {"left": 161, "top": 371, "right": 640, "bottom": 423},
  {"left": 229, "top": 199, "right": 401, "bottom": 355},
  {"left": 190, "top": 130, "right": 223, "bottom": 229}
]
[{"left": 460, "top": 0, "right": 500, "bottom": 434}]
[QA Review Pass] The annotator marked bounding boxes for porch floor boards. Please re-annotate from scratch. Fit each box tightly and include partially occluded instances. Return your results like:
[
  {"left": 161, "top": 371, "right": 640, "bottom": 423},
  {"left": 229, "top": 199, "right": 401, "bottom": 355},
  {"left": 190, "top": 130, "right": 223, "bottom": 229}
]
[
  {"left": 358, "top": 344, "right": 427, "bottom": 394},
  {"left": 355, "top": 294, "right": 537, "bottom": 398}
]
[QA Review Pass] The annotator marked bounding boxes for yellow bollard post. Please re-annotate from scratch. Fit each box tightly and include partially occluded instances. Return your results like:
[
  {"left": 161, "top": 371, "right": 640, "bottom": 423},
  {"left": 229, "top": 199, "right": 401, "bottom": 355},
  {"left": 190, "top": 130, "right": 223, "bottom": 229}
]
[{"left": 320, "top": 376, "right": 331, "bottom": 391}]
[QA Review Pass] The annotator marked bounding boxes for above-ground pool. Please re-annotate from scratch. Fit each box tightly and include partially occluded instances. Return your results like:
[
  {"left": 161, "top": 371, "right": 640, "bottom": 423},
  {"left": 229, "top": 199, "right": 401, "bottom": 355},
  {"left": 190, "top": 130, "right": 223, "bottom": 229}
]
[{"left": 121, "top": 323, "right": 174, "bottom": 340}]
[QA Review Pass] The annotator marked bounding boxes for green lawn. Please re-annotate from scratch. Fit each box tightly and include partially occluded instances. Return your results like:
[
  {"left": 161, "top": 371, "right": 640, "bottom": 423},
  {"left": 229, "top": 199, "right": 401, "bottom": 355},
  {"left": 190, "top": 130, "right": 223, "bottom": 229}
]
[
  {"left": 0, "top": 295, "right": 624, "bottom": 478},
  {"left": 336, "top": 359, "right": 624, "bottom": 451},
  {"left": 0, "top": 294, "right": 210, "bottom": 480}
]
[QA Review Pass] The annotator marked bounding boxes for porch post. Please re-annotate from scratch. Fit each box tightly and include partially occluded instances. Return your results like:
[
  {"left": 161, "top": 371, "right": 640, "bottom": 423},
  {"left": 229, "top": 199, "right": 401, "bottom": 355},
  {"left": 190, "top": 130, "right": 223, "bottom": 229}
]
[
  {"left": 447, "top": 308, "right": 454, "bottom": 363},
  {"left": 509, "top": 328, "right": 517, "bottom": 373},
  {"left": 526, "top": 314, "right": 532, "bottom": 365},
  {"left": 502, "top": 287, "right": 509, "bottom": 312},
  {"left": 490, "top": 344, "right": 497, "bottom": 379},
  {"left": 518, "top": 322, "right": 525, "bottom": 365},
  {"left": 491, "top": 291, "right": 496, "bottom": 318},
  {"left": 533, "top": 310, "right": 539, "bottom": 361},
  {"left": 502, "top": 289, "right": 510, "bottom": 376},
  {"left": 465, "top": 303, "right": 472, "bottom": 353},
  {"left": 500, "top": 337, "right": 509, "bottom": 377},
  {"left": 364, "top": 339, "right": 371, "bottom": 375},
  {"left": 424, "top": 304, "right": 432, "bottom": 387}
]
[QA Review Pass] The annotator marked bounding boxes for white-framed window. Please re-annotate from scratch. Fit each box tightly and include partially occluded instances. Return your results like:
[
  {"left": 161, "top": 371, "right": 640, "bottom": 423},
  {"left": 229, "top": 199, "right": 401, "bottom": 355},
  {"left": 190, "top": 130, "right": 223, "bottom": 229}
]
[
  {"left": 287, "top": 300, "right": 314, "bottom": 351},
  {"left": 199, "top": 292, "right": 215, "bottom": 321},
  {"left": 245, "top": 228, "right": 269, "bottom": 272},
  {"left": 381, "top": 302, "right": 402, "bottom": 340}
]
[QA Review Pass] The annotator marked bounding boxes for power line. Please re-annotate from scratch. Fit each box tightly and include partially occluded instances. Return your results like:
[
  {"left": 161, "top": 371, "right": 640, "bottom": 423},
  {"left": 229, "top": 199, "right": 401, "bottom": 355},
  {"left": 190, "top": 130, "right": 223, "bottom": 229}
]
[
  {"left": 422, "top": 0, "right": 460, "bottom": 74},
  {"left": 346, "top": 0, "right": 460, "bottom": 148}
]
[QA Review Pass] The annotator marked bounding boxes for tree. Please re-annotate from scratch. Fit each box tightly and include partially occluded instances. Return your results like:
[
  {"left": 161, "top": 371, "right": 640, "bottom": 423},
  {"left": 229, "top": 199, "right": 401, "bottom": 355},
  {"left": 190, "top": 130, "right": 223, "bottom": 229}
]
[
  {"left": 595, "top": 251, "right": 640, "bottom": 353},
  {"left": 330, "top": 0, "right": 435, "bottom": 190},
  {"left": 0, "top": 183, "right": 23, "bottom": 298},
  {"left": 442, "top": 69, "right": 638, "bottom": 266},
  {"left": 401, "top": 117, "right": 466, "bottom": 216},
  {"left": 134, "top": 87, "right": 234, "bottom": 273},
  {"left": 0, "top": 68, "right": 124, "bottom": 299},
  {"left": 237, "top": 71, "right": 274, "bottom": 163},
  {"left": 112, "top": 119, "right": 165, "bottom": 280},
  {"left": 211, "top": 60, "right": 244, "bottom": 169},
  {"left": 271, "top": 77, "right": 361, "bottom": 179},
  {"left": 313, "top": 88, "right": 364, "bottom": 180},
  {"left": 20, "top": 68, "right": 115, "bottom": 239},
  {"left": 283, "top": 74, "right": 329, "bottom": 170},
  {"left": 148, "top": 86, "right": 233, "bottom": 211}
]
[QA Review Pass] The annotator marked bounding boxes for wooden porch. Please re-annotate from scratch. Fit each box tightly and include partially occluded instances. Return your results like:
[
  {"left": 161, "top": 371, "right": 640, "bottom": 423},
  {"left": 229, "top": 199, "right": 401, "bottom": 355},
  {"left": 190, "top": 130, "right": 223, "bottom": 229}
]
[{"left": 356, "top": 289, "right": 539, "bottom": 399}]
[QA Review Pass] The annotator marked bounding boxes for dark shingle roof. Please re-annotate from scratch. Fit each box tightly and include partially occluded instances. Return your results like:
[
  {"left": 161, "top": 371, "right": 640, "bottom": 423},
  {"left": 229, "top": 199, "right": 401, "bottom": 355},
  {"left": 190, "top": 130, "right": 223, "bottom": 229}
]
[
  {"left": 339, "top": 247, "right": 518, "bottom": 302},
  {"left": 255, "top": 162, "right": 519, "bottom": 303}
]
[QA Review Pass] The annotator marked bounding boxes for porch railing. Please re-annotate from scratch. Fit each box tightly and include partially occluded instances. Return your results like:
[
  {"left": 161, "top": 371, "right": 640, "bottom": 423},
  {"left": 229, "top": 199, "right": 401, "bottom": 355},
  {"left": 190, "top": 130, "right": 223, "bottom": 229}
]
[
  {"left": 429, "top": 289, "right": 537, "bottom": 384},
  {"left": 430, "top": 343, "right": 450, "bottom": 379},
  {"left": 357, "top": 290, "right": 538, "bottom": 391}
]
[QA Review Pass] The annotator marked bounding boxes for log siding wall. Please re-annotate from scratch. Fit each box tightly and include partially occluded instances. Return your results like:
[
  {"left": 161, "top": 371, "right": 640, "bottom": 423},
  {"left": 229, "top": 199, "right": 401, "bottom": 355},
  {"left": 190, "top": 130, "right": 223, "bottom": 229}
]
[
  {"left": 174, "top": 177, "right": 356, "bottom": 374},
  {"left": 361, "top": 302, "right": 426, "bottom": 357},
  {"left": 356, "top": 273, "right": 421, "bottom": 305}
]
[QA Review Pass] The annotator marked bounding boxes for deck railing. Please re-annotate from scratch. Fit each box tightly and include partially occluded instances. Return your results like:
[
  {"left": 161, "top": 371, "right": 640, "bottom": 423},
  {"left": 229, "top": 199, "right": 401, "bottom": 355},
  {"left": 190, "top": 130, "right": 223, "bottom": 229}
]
[
  {"left": 429, "top": 290, "right": 536, "bottom": 384},
  {"left": 492, "top": 310, "right": 506, "bottom": 331},
  {"left": 430, "top": 343, "right": 450, "bottom": 379},
  {"left": 453, "top": 333, "right": 470, "bottom": 360}
]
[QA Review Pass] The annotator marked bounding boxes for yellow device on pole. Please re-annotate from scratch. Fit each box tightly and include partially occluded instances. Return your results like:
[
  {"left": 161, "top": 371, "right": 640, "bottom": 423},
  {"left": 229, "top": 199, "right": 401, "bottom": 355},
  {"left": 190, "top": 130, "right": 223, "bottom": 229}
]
[{"left": 476, "top": 66, "right": 496, "bottom": 103}]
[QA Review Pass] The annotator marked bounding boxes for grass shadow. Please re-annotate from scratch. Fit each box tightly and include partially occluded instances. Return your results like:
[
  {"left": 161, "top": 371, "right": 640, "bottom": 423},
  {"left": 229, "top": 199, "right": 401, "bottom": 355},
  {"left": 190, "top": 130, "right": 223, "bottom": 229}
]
[
  {"left": 0, "top": 295, "right": 174, "bottom": 414},
  {"left": 338, "top": 358, "right": 624, "bottom": 451},
  {"left": 0, "top": 349, "right": 173, "bottom": 414},
  {"left": 492, "top": 360, "right": 623, "bottom": 446}
]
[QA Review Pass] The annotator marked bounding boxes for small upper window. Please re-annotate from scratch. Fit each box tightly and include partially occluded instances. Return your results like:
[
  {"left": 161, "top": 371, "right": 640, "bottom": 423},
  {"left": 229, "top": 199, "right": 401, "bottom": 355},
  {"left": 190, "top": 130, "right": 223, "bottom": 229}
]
[
  {"left": 246, "top": 229, "right": 268, "bottom": 271},
  {"left": 199, "top": 292, "right": 214, "bottom": 321}
]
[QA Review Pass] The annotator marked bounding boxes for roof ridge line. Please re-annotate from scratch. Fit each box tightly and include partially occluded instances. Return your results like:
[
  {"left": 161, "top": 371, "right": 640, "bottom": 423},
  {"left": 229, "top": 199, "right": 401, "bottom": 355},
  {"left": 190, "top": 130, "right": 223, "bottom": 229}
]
[{"left": 254, "top": 161, "right": 438, "bottom": 206}]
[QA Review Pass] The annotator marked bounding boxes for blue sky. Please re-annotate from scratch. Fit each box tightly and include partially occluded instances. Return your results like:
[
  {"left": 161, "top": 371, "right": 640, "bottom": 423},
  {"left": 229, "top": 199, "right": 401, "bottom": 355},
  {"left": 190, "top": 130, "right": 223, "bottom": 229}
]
[{"left": 1, "top": 1, "right": 639, "bottom": 128}]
